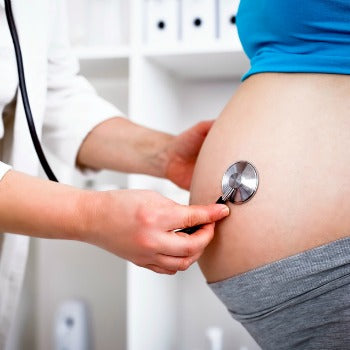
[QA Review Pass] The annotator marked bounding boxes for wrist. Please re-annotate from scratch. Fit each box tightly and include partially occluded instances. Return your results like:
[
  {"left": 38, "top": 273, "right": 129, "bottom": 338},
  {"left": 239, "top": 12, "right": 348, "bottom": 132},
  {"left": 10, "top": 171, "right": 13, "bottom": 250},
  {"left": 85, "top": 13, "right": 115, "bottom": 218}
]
[
  {"left": 75, "top": 189, "right": 109, "bottom": 244},
  {"left": 148, "top": 133, "right": 174, "bottom": 179}
]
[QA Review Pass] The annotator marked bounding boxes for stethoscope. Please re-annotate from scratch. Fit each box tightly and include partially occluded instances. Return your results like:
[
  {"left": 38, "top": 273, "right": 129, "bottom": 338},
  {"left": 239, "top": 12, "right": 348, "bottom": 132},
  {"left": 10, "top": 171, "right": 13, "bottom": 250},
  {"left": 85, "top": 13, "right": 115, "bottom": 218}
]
[
  {"left": 179, "top": 161, "right": 259, "bottom": 234},
  {"left": 4, "top": 0, "right": 260, "bottom": 231},
  {"left": 4, "top": 0, "right": 58, "bottom": 182}
]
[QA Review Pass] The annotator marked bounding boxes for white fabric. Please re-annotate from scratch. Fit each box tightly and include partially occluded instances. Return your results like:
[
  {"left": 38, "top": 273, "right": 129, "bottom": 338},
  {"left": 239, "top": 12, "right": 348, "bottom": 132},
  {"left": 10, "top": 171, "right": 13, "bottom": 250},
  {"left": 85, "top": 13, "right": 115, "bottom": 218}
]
[
  {"left": 0, "top": 0, "right": 123, "bottom": 347},
  {"left": 0, "top": 8, "right": 17, "bottom": 134},
  {"left": 0, "top": 162, "right": 11, "bottom": 180}
]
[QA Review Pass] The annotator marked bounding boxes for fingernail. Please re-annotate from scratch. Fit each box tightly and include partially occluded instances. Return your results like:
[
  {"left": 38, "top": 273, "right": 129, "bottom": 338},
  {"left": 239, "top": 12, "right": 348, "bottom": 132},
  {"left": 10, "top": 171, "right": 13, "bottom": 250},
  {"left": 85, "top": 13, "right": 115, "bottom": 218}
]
[{"left": 220, "top": 205, "right": 230, "bottom": 215}]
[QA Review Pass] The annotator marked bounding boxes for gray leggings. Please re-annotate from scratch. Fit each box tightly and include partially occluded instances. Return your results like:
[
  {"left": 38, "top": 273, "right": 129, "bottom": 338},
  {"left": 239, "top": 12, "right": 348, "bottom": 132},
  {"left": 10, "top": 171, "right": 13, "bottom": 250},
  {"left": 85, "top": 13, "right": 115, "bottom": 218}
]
[{"left": 208, "top": 237, "right": 350, "bottom": 350}]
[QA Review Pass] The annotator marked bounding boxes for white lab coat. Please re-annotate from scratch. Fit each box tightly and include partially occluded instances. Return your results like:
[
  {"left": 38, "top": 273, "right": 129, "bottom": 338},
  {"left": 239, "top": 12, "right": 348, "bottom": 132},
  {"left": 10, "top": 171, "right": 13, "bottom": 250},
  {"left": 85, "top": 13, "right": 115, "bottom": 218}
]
[{"left": 0, "top": 0, "right": 122, "bottom": 346}]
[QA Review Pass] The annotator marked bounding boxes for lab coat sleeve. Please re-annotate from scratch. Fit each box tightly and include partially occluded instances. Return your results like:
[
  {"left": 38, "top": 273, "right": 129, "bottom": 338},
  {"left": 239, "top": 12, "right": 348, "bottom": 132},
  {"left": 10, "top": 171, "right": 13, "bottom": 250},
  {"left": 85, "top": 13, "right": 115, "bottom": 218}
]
[
  {"left": 42, "top": 0, "right": 124, "bottom": 169},
  {"left": 0, "top": 162, "right": 12, "bottom": 181}
]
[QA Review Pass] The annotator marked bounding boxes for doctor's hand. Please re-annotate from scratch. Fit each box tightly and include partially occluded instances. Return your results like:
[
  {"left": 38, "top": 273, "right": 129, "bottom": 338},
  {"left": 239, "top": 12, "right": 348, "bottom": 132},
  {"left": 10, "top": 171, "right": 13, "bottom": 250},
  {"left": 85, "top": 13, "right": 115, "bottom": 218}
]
[
  {"left": 77, "top": 118, "right": 214, "bottom": 190},
  {"left": 83, "top": 189, "right": 229, "bottom": 274},
  {"left": 164, "top": 120, "right": 214, "bottom": 190}
]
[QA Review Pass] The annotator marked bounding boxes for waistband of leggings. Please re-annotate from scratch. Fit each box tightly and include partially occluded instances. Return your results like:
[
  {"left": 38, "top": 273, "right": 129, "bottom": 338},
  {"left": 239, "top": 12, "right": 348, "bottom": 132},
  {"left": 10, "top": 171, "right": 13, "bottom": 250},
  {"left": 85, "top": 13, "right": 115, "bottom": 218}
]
[{"left": 208, "top": 236, "right": 350, "bottom": 319}]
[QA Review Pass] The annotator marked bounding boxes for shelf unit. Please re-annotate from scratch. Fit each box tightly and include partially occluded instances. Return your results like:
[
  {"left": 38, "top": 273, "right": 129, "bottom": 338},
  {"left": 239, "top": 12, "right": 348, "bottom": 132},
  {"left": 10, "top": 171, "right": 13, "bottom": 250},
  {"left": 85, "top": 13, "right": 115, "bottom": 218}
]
[{"left": 35, "top": 1, "right": 260, "bottom": 350}]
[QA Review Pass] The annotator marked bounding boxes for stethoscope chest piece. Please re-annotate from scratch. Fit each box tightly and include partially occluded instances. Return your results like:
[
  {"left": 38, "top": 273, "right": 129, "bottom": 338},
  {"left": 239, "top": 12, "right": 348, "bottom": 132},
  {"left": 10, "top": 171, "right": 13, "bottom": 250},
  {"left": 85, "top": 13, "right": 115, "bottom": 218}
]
[
  {"left": 178, "top": 160, "right": 259, "bottom": 234},
  {"left": 222, "top": 161, "right": 259, "bottom": 204}
]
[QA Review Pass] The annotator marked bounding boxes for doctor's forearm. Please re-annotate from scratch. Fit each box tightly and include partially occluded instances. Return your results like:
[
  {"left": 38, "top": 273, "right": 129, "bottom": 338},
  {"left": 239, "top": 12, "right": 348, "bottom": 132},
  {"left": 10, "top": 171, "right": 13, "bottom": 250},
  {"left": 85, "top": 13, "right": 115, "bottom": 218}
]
[
  {"left": 76, "top": 117, "right": 173, "bottom": 177},
  {"left": 0, "top": 170, "right": 86, "bottom": 240},
  {"left": 0, "top": 170, "right": 229, "bottom": 273}
]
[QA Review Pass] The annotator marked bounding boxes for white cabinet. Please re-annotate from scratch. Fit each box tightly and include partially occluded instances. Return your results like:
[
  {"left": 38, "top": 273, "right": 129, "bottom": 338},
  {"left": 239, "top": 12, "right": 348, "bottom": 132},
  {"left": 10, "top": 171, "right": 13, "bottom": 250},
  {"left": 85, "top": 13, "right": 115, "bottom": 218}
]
[{"left": 32, "top": 1, "right": 259, "bottom": 350}]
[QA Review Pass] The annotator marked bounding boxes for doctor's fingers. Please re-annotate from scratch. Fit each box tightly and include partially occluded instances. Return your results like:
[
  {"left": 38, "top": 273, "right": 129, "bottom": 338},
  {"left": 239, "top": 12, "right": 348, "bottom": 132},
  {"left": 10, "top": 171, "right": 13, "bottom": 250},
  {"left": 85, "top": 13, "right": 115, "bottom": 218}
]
[
  {"left": 145, "top": 264, "right": 177, "bottom": 275},
  {"left": 153, "top": 251, "right": 204, "bottom": 273},
  {"left": 166, "top": 203, "right": 229, "bottom": 231},
  {"left": 159, "top": 223, "right": 216, "bottom": 257}
]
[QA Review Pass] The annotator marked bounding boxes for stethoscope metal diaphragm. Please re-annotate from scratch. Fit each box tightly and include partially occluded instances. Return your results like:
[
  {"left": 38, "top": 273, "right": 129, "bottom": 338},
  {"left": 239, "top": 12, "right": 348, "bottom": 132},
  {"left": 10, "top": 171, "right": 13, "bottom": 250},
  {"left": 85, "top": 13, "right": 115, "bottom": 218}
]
[
  {"left": 222, "top": 161, "right": 259, "bottom": 204},
  {"left": 178, "top": 160, "right": 259, "bottom": 234}
]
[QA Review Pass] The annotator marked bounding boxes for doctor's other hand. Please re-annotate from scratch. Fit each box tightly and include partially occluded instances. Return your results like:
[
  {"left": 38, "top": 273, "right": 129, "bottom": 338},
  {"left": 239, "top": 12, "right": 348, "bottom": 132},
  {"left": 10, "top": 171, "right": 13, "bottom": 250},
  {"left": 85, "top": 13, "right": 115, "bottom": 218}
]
[
  {"left": 83, "top": 189, "right": 229, "bottom": 275},
  {"left": 164, "top": 120, "right": 214, "bottom": 190}
]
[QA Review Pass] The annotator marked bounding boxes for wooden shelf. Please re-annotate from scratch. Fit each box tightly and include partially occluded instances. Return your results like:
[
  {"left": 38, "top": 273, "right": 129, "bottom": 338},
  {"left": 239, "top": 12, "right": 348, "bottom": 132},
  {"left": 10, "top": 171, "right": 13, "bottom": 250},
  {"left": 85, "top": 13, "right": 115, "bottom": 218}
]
[
  {"left": 74, "top": 45, "right": 130, "bottom": 60},
  {"left": 142, "top": 42, "right": 249, "bottom": 80},
  {"left": 75, "top": 48, "right": 129, "bottom": 80},
  {"left": 141, "top": 40, "right": 242, "bottom": 56},
  {"left": 74, "top": 43, "right": 249, "bottom": 81}
]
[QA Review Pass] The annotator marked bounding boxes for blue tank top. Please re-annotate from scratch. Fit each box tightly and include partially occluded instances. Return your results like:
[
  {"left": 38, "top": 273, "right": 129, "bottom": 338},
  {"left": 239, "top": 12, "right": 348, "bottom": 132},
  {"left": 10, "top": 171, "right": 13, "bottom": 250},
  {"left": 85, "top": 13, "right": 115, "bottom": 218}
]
[{"left": 236, "top": 0, "right": 350, "bottom": 80}]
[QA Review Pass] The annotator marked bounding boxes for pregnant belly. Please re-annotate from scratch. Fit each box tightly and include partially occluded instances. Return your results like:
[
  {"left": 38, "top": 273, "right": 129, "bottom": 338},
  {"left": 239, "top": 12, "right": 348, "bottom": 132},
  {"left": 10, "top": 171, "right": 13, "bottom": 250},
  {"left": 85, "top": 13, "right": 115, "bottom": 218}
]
[{"left": 190, "top": 73, "right": 350, "bottom": 283}]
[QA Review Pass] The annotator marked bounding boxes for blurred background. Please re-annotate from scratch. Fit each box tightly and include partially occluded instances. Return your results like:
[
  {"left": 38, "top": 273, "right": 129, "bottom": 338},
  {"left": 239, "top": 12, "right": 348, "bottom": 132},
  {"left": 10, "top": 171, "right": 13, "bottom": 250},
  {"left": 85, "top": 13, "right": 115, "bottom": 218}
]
[{"left": 8, "top": 1, "right": 261, "bottom": 349}]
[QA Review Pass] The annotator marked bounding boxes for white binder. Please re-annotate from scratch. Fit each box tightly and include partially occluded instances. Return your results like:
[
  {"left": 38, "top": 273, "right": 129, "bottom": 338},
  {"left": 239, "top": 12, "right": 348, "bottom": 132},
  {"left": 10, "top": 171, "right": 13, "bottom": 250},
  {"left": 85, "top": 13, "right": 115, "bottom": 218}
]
[
  {"left": 181, "top": 0, "right": 217, "bottom": 44},
  {"left": 218, "top": 0, "right": 240, "bottom": 43},
  {"left": 145, "top": 0, "right": 180, "bottom": 45}
]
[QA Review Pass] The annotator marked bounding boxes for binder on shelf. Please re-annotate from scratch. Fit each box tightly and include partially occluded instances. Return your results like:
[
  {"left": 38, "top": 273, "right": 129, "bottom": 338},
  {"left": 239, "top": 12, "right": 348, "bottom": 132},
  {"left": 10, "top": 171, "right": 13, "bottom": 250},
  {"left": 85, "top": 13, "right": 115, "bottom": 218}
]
[
  {"left": 145, "top": 0, "right": 180, "bottom": 46},
  {"left": 181, "top": 0, "right": 217, "bottom": 44},
  {"left": 218, "top": 0, "right": 240, "bottom": 43}
]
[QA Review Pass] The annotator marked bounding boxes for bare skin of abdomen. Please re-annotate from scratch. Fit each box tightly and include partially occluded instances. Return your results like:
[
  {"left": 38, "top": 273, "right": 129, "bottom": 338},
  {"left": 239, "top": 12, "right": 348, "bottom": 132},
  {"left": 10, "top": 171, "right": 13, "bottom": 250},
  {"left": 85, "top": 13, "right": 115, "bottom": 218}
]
[{"left": 190, "top": 73, "right": 350, "bottom": 283}]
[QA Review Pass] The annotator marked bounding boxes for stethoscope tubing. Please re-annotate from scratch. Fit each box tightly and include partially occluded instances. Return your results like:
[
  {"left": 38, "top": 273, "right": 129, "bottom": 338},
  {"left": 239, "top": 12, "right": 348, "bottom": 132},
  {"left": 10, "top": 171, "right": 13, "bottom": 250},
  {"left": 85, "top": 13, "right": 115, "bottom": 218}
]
[{"left": 4, "top": 0, "right": 58, "bottom": 182}]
